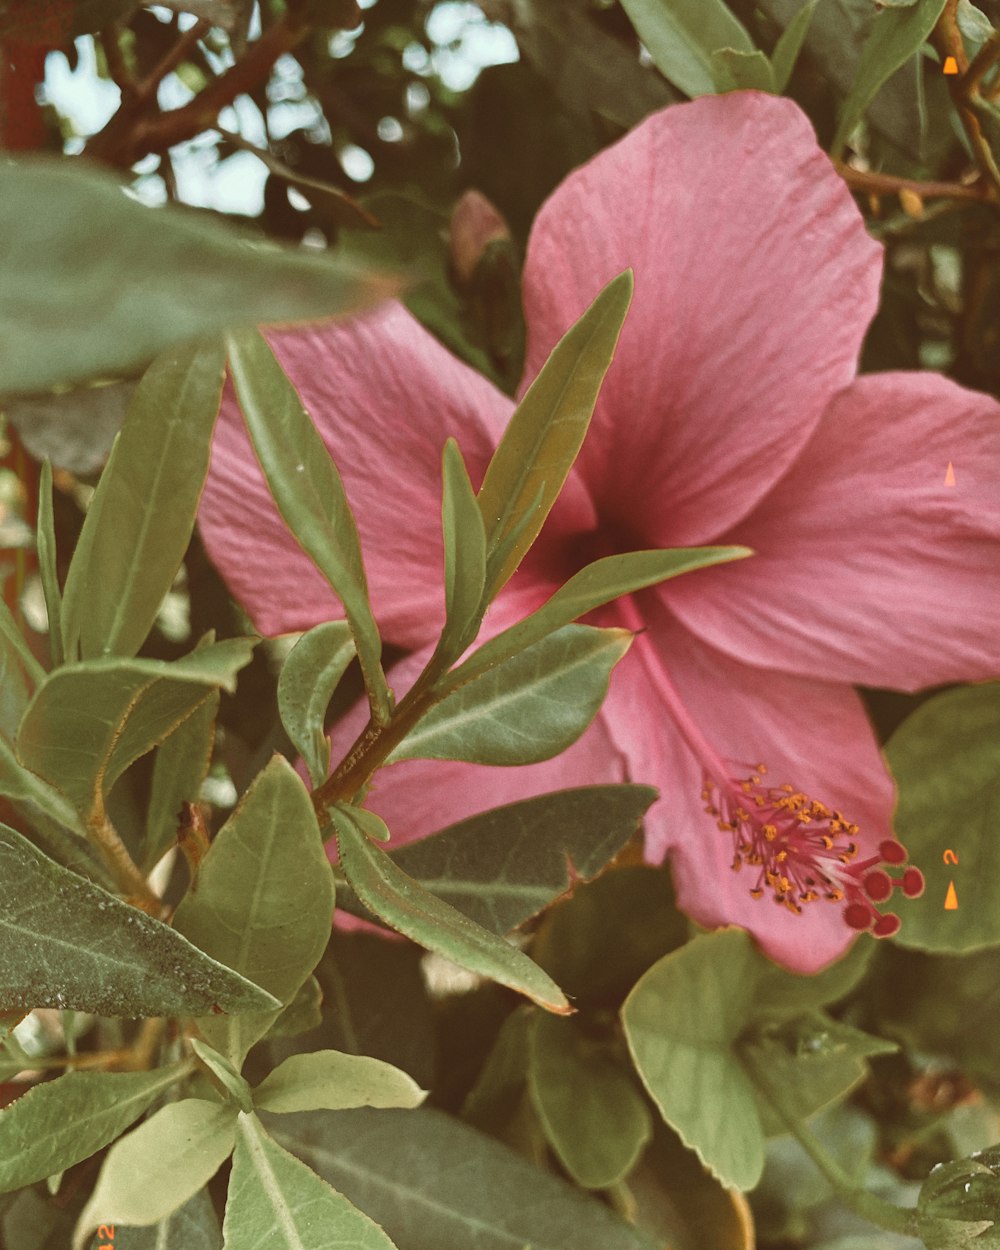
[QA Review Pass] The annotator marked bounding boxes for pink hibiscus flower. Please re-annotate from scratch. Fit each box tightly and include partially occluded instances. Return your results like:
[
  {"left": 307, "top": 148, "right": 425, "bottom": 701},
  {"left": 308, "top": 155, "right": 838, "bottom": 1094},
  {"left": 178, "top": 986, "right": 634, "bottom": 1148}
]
[{"left": 198, "top": 92, "right": 1000, "bottom": 972}]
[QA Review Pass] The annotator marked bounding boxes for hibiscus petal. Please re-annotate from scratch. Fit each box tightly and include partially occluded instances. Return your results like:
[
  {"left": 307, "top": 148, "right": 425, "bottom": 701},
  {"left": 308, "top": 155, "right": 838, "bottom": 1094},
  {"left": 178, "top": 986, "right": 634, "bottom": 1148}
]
[
  {"left": 598, "top": 600, "right": 896, "bottom": 972},
  {"left": 198, "top": 303, "right": 517, "bottom": 644},
  {"left": 665, "top": 372, "right": 1000, "bottom": 691},
  {"left": 520, "top": 92, "right": 882, "bottom": 547}
]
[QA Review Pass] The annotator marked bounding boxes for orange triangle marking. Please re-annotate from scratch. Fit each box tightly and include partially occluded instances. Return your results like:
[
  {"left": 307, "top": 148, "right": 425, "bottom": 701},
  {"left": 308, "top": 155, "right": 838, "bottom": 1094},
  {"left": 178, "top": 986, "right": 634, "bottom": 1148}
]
[
  {"left": 944, "top": 461, "right": 956, "bottom": 487},
  {"left": 943, "top": 55, "right": 959, "bottom": 75},
  {"left": 944, "top": 880, "right": 959, "bottom": 909}
]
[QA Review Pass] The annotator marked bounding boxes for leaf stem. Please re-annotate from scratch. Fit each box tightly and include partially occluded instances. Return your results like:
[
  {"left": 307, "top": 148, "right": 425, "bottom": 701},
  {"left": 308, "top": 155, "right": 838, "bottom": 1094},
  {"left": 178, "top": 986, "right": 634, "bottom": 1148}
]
[
  {"left": 744, "top": 1049, "right": 918, "bottom": 1237},
  {"left": 88, "top": 811, "right": 161, "bottom": 914},
  {"left": 932, "top": 3, "right": 1000, "bottom": 201}
]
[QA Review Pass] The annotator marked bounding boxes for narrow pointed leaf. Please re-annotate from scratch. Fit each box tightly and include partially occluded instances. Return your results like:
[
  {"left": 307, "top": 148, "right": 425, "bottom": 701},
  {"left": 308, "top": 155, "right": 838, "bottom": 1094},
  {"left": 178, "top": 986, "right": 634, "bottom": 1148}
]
[
  {"left": 277, "top": 622, "right": 355, "bottom": 786},
  {"left": 0, "top": 823, "right": 281, "bottom": 1017},
  {"left": 254, "top": 1051, "right": 426, "bottom": 1114},
  {"left": 833, "top": 0, "right": 948, "bottom": 151},
  {"left": 74, "top": 1099, "right": 238, "bottom": 1250},
  {"left": 141, "top": 691, "right": 218, "bottom": 872},
  {"left": 0, "top": 599, "right": 42, "bottom": 741},
  {"left": 15, "top": 640, "right": 254, "bottom": 823},
  {"left": 173, "top": 756, "right": 335, "bottom": 1065},
  {"left": 771, "top": 0, "right": 819, "bottom": 91},
  {"left": 0, "top": 158, "right": 396, "bottom": 396},
  {"left": 227, "top": 328, "right": 391, "bottom": 724},
  {"left": 224, "top": 1112, "right": 399, "bottom": 1250},
  {"left": 0, "top": 1062, "right": 189, "bottom": 1193},
  {"left": 477, "top": 271, "right": 632, "bottom": 596},
  {"left": 439, "top": 438, "right": 487, "bottom": 659},
  {"left": 711, "top": 48, "right": 776, "bottom": 92},
  {"left": 391, "top": 625, "right": 632, "bottom": 766},
  {"left": 36, "top": 460, "right": 64, "bottom": 668},
  {"left": 61, "top": 342, "right": 226, "bottom": 661},
  {"left": 191, "top": 1039, "right": 254, "bottom": 1112},
  {"left": 452, "top": 547, "right": 750, "bottom": 684},
  {"left": 332, "top": 806, "right": 572, "bottom": 1014},
  {"left": 337, "top": 785, "right": 658, "bottom": 934}
]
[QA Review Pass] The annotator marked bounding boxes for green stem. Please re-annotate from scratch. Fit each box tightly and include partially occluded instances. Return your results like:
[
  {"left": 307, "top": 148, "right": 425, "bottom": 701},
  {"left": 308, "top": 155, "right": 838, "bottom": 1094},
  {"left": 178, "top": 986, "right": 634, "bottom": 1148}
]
[{"left": 745, "top": 1050, "right": 919, "bottom": 1237}]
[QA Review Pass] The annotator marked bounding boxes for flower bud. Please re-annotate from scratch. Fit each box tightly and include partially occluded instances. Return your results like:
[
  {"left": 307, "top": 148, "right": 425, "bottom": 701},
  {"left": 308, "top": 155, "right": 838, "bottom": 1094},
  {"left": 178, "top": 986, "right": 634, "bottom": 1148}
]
[
  {"left": 917, "top": 1150, "right": 1000, "bottom": 1249},
  {"left": 449, "top": 190, "right": 511, "bottom": 286}
]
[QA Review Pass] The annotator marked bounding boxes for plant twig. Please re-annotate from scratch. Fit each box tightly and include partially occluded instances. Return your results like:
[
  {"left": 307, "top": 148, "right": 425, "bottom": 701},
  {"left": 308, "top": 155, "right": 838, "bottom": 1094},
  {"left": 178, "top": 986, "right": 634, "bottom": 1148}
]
[
  {"left": 86, "top": 13, "right": 308, "bottom": 168},
  {"left": 88, "top": 811, "right": 161, "bottom": 914},
  {"left": 833, "top": 160, "right": 992, "bottom": 203},
  {"left": 932, "top": 3, "right": 1000, "bottom": 199}
]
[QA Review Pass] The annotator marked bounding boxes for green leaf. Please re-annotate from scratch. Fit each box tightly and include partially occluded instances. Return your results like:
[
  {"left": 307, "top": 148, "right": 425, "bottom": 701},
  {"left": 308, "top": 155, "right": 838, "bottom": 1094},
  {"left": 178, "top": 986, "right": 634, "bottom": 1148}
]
[
  {"left": 226, "top": 328, "right": 391, "bottom": 725},
  {"left": 622, "top": 929, "right": 765, "bottom": 1191},
  {"left": 770, "top": 0, "right": 819, "bottom": 91},
  {"left": 476, "top": 271, "right": 632, "bottom": 598},
  {"left": 0, "top": 735, "right": 98, "bottom": 872},
  {"left": 224, "top": 1112, "right": 399, "bottom": 1250},
  {"left": 711, "top": 47, "right": 776, "bottom": 92},
  {"left": 173, "top": 756, "right": 334, "bottom": 1066},
  {"left": 0, "top": 822, "right": 281, "bottom": 1017},
  {"left": 886, "top": 683, "right": 1000, "bottom": 952},
  {"left": 277, "top": 622, "right": 355, "bottom": 786},
  {"left": 331, "top": 805, "right": 571, "bottom": 1015},
  {"left": 262, "top": 975, "right": 324, "bottom": 1045},
  {"left": 74, "top": 1099, "right": 238, "bottom": 1250},
  {"left": 0, "top": 158, "right": 395, "bottom": 397},
  {"left": 742, "top": 1012, "right": 897, "bottom": 1137},
  {"left": 438, "top": 438, "right": 488, "bottom": 662},
  {"left": 191, "top": 1039, "right": 254, "bottom": 1112},
  {"left": 15, "top": 640, "right": 255, "bottom": 823},
  {"left": 528, "top": 1011, "right": 653, "bottom": 1189},
  {"left": 451, "top": 547, "right": 751, "bottom": 685},
  {"left": 0, "top": 1063, "right": 188, "bottom": 1193},
  {"left": 271, "top": 1106, "right": 661, "bottom": 1250},
  {"left": 532, "top": 864, "right": 689, "bottom": 1005},
  {"left": 88, "top": 1190, "right": 222, "bottom": 1250},
  {"left": 36, "top": 460, "right": 64, "bottom": 669},
  {"left": 141, "top": 691, "right": 218, "bottom": 873},
  {"left": 254, "top": 1050, "right": 426, "bottom": 1114},
  {"left": 0, "top": 600, "right": 43, "bottom": 741},
  {"left": 832, "top": 0, "right": 948, "bottom": 151},
  {"left": 917, "top": 1150, "right": 1000, "bottom": 1250},
  {"left": 60, "top": 342, "right": 226, "bottom": 662},
  {"left": 342, "top": 785, "right": 657, "bottom": 935},
  {"left": 390, "top": 625, "right": 632, "bottom": 766},
  {"left": 619, "top": 0, "right": 756, "bottom": 96}
]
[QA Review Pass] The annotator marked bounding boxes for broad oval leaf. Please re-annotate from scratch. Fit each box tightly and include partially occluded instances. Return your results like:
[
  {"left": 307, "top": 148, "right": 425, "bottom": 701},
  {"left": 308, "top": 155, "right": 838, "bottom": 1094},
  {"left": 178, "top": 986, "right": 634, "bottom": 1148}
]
[
  {"left": 277, "top": 621, "right": 356, "bottom": 786},
  {"left": 619, "top": 0, "right": 755, "bottom": 96},
  {"left": 0, "top": 1062, "right": 189, "bottom": 1193},
  {"left": 476, "top": 271, "right": 632, "bottom": 598},
  {"left": 172, "top": 756, "right": 335, "bottom": 1065},
  {"left": 224, "top": 1112, "right": 399, "bottom": 1250},
  {"left": 528, "top": 1011, "right": 653, "bottom": 1189},
  {"left": 439, "top": 437, "right": 488, "bottom": 663},
  {"left": 0, "top": 823, "right": 281, "bottom": 1018},
  {"left": 886, "top": 683, "right": 1000, "bottom": 952},
  {"left": 621, "top": 928, "right": 765, "bottom": 1191},
  {"left": 254, "top": 1050, "right": 426, "bottom": 1114},
  {"left": 74, "top": 1099, "right": 238, "bottom": 1250},
  {"left": 389, "top": 625, "right": 632, "bottom": 766},
  {"left": 60, "top": 341, "right": 226, "bottom": 662},
  {"left": 15, "top": 640, "right": 255, "bottom": 823},
  {"left": 268, "top": 1107, "right": 662, "bottom": 1250},
  {"left": 331, "top": 806, "right": 572, "bottom": 1015},
  {"left": 226, "top": 328, "right": 391, "bottom": 724},
  {"left": 0, "top": 158, "right": 395, "bottom": 396}
]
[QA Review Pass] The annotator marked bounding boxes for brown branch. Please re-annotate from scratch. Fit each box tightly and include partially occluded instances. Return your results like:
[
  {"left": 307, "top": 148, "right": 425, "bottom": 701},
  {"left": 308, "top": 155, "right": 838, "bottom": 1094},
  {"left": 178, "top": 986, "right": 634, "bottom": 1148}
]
[
  {"left": 932, "top": 2, "right": 1000, "bottom": 199},
  {"left": 833, "top": 160, "right": 993, "bottom": 204},
  {"left": 86, "top": 13, "right": 309, "bottom": 169},
  {"left": 100, "top": 23, "right": 137, "bottom": 99}
]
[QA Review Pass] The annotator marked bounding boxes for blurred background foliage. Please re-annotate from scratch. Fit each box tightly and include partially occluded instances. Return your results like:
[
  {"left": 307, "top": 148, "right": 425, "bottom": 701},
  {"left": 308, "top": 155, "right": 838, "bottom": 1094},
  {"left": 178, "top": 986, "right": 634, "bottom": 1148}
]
[{"left": 2, "top": 2, "right": 1000, "bottom": 1247}]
